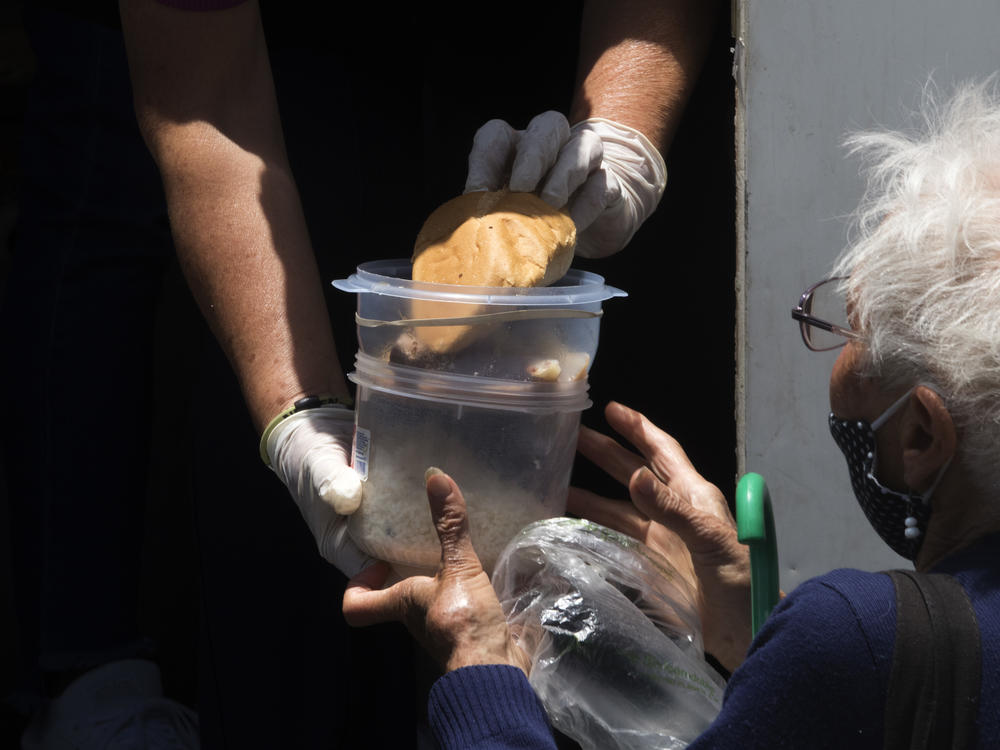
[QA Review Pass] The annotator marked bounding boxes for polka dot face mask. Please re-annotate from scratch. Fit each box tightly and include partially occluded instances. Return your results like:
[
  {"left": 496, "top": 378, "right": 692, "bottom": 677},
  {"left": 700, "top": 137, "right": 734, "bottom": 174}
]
[{"left": 828, "top": 388, "right": 949, "bottom": 561}]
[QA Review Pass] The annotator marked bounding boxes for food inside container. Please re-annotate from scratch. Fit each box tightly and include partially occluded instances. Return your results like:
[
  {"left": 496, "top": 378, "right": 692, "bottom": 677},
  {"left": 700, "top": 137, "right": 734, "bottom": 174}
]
[
  {"left": 333, "top": 189, "right": 625, "bottom": 578},
  {"left": 332, "top": 260, "right": 624, "bottom": 381},
  {"left": 348, "top": 354, "right": 588, "bottom": 576},
  {"left": 333, "top": 262, "right": 625, "bottom": 577}
]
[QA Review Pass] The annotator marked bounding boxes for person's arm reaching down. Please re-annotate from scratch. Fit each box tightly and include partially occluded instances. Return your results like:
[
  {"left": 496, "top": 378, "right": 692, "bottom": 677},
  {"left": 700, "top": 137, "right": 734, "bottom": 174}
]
[
  {"left": 120, "top": 0, "right": 347, "bottom": 428},
  {"left": 570, "top": 0, "right": 722, "bottom": 154},
  {"left": 119, "top": 0, "right": 369, "bottom": 575},
  {"left": 466, "top": 0, "right": 724, "bottom": 258}
]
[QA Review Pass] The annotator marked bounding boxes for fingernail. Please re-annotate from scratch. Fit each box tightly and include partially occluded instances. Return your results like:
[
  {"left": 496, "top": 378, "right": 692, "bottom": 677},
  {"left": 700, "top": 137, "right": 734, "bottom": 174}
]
[{"left": 425, "top": 467, "right": 451, "bottom": 498}]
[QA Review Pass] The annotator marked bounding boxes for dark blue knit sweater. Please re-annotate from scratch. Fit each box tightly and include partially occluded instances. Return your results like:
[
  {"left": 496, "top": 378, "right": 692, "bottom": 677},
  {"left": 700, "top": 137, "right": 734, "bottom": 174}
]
[{"left": 428, "top": 534, "right": 1000, "bottom": 749}]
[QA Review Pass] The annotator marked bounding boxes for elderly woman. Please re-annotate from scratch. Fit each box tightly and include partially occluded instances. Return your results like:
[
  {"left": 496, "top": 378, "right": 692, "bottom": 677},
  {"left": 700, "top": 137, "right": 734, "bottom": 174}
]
[{"left": 342, "top": 81, "right": 1000, "bottom": 748}]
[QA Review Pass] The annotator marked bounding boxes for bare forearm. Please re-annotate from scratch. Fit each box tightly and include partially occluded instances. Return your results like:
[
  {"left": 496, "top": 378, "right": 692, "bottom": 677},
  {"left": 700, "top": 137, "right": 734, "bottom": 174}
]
[
  {"left": 571, "top": 0, "right": 724, "bottom": 152},
  {"left": 120, "top": 0, "right": 347, "bottom": 432},
  {"left": 159, "top": 132, "right": 347, "bottom": 431}
]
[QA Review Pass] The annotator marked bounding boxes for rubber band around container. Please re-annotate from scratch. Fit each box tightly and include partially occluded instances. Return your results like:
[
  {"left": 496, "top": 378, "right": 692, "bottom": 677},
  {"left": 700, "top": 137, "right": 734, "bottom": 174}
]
[{"left": 355, "top": 308, "right": 603, "bottom": 328}]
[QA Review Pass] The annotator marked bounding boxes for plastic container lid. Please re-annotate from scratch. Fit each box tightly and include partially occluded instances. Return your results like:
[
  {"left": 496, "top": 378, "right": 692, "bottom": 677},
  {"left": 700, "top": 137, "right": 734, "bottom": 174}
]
[
  {"left": 349, "top": 352, "right": 592, "bottom": 413},
  {"left": 332, "top": 259, "right": 627, "bottom": 306}
]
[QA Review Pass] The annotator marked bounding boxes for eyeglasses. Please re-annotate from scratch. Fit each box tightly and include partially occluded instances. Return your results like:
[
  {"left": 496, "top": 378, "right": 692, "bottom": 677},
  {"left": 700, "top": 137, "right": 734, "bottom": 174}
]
[{"left": 791, "top": 277, "right": 859, "bottom": 351}]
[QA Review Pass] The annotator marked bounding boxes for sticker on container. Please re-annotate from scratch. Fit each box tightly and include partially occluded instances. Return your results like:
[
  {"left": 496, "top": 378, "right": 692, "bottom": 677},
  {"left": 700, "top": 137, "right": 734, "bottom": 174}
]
[{"left": 352, "top": 426, "right": 371, "bottom": 481}]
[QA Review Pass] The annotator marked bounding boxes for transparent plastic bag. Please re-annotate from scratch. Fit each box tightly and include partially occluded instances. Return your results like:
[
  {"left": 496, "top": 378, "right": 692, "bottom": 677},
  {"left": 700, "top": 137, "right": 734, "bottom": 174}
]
[{"left": 492, "top": 517, "right": 725, "bottom": 750}]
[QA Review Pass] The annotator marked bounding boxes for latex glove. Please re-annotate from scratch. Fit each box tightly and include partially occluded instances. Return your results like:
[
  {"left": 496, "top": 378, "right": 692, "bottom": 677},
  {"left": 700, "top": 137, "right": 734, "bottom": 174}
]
[
  {"left": 266, "top": 406, "right": 373, "bottom": 577},
  {"left": 464, "top": 111, "right": 667, "bottom": 258}
]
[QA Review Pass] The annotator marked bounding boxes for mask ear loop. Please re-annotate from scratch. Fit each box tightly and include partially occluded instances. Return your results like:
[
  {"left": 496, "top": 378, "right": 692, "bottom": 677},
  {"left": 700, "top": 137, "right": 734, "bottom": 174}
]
[
  {"left": 870, "top": 387, "right": 916, "bottom": 431},
  {"left": 865, "top": 388, "right": 916, "bottom": 486},
  {"left": 870, "top": 387, "right": 954, "bottom": 541},
  {"left": 903, "top": 456, "right": 953, "bottom": 541},
  {"left": 917, "top": 452, "right": 953, "bottom": 504}
]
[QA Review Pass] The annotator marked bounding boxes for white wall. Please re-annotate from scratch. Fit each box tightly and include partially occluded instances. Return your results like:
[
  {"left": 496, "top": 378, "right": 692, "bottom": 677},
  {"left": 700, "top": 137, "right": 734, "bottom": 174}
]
[{"left": 736, "top": 0, "right": 1000, "bottom": 589}]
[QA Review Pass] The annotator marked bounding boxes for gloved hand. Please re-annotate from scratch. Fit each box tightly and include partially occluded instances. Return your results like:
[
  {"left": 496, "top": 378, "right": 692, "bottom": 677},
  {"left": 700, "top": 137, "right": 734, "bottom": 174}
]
[
  {"left": 464, "top": 110, "right": 667, "bottom": 258},
  {"left": 265, "top": 405, "right": 373, "bottom": 577}
]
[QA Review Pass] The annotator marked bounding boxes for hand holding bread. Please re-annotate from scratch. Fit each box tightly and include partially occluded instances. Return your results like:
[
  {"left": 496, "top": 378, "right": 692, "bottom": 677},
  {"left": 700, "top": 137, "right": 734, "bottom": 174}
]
[{"left": 464, "top": 111, "right": 668, "bottom": 258}]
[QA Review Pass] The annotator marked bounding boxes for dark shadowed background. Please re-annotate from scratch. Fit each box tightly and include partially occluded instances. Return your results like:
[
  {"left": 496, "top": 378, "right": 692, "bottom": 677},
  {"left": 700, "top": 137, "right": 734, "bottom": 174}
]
[{"left": 0, "top": 1, "right": 735, "bottom": 746}]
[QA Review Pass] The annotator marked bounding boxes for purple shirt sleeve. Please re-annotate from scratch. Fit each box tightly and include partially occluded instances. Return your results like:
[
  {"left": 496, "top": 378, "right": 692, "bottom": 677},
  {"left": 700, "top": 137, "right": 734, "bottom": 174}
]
[{"left": 153, "top": 0, "right": 248, "bottom": 10}]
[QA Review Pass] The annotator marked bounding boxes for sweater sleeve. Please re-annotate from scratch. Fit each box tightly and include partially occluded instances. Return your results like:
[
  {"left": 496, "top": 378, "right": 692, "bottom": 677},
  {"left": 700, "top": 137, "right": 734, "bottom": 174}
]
[
  {"left": 429, "top": 665, "right": 559, "bottom": 750},
  {"left": 686, "top": 569, "right": 896, "bottom": 749}
]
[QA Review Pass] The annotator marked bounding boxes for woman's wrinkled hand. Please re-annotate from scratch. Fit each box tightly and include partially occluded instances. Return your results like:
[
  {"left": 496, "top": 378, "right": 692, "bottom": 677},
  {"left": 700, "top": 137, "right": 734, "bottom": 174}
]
[
  {"left": 342, "top": 468, "right": 530, "bottom": 676},
  {"left": 569, "top": 401, "right": 753, "bottom": 673}
]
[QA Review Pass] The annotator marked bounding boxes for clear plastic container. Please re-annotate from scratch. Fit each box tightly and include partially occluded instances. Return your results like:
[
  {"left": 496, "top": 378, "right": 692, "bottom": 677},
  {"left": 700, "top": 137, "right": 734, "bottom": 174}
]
[
  {"left": 333, "top": 259, "right": 626, "bottom": 382},
  {"left": 348, "top": 354, "right": 590, "bottom": 576},
  {"left": 334, "top": 260, "right": 626, "bottom": 577}
]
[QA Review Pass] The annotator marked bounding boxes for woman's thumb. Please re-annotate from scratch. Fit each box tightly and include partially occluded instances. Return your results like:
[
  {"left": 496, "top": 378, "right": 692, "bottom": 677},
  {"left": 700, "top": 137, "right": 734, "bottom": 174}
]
[{"left": 425, "top": 468, "right": 480, "bottom": 570}]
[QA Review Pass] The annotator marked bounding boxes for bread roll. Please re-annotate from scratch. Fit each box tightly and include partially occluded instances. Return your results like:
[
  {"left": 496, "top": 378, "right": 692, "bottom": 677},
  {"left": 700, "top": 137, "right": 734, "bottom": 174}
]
[
  {"left": 412, "top": 189, "right": 577, "bottom": 287},
  {"left": 409, "top": 190, "right": 577, "bottom": 354}
]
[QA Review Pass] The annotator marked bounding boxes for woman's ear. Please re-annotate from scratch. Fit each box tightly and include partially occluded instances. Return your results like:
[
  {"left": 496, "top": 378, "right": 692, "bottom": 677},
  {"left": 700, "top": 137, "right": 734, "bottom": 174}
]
[{"left": 901, "top": 385, "right": 956, "bottom": 491}]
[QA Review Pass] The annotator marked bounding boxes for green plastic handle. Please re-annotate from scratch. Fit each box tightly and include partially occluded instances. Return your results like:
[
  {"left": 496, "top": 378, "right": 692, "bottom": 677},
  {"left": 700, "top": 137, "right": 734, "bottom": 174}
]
[{"left": 735, "top": 472, "right": 780, "bottom": 637}]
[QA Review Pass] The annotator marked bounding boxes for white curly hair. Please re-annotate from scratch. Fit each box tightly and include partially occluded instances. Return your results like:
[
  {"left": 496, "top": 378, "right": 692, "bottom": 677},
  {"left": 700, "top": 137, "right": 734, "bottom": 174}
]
[{"left": 831, "top": 77, "right": 1000, "bottom": 493}]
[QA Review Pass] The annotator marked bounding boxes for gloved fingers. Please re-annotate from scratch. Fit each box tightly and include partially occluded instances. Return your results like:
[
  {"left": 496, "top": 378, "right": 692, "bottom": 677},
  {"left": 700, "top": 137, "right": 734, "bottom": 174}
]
[
  {"left": 465, "top": 118, "right": 519, "bottom": 193},
  {"left": 266, "top": 406, "right": 354, "bottom": 471},
  {"left": 579, "top": 118, "right": 668, "bottom": 206},
  {"left": 424, "top": 468, "right": 483, "bottom": 576},
  {"left": 309, "top": 448, "right": 363, "bottom": 514},
  {"left": 566, "top": 168, "right": 621, "bottom": 235},
  {"left": 265, "top": 407, "right": 376, "bottom": 577},
  {"left": 319, "top": 513, "right": 377, "bottom": 578},
  {"left": 537, "top": 126, "right": 604, "bottom": 209},
  {"left": 508, "top": 111, "right": 571, "bottom": 193},
  {"left": 268, "top": 408, "right": 360, "bottom": 514},
  {"left": 574, "top": 200, "right": 633, "bottom": 258},
  {"left": 569, "top": 118, "right": 668, "bottom": 258}
]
